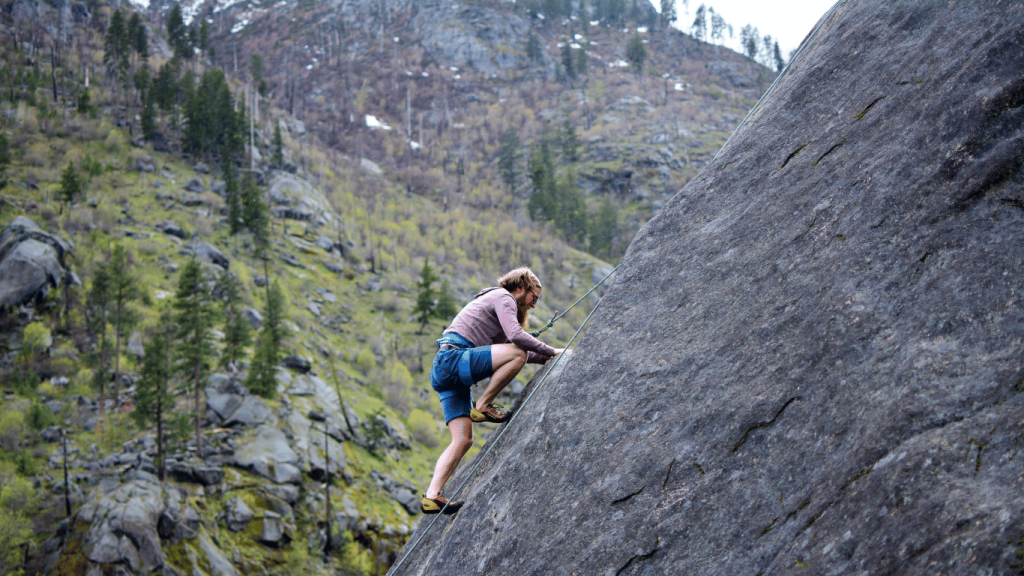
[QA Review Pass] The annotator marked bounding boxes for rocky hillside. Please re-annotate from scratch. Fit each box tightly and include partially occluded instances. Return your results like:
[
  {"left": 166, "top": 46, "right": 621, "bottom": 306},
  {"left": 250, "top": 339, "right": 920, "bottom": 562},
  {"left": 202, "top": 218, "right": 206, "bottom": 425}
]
[{"left": 396, "top": 1, "right": 1024, "bottom": 574}]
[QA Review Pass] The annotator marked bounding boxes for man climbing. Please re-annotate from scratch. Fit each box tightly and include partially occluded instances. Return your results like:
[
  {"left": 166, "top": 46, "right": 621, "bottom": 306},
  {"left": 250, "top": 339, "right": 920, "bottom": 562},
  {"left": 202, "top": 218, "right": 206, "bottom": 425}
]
[{"left": 421, "top": 267, "right": 563, "bottom": 515}]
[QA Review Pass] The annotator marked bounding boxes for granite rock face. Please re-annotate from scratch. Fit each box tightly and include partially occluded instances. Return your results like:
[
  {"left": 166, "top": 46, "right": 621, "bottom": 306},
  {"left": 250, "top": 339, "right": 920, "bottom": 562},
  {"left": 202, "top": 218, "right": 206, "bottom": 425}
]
[
  {"left": 398, "top": 3, "right": 1024, "bottom": 575},
  {"left": 0, "top": 216, "right": 74, "bottom": 307}
]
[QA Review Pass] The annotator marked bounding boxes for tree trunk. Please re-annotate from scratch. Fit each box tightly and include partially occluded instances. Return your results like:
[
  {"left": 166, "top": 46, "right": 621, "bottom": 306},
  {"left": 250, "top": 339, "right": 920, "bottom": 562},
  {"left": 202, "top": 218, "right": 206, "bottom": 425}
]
[
  {"left": 193, "top": 307, "right": 202, "bottom": 458},
  {"left": 113, "top": 300, "right": 122, "bottom": 407}
]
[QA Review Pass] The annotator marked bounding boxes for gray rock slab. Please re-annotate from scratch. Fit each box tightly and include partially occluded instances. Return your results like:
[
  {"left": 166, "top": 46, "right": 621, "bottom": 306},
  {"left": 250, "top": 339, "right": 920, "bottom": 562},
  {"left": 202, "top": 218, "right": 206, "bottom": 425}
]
[
  {"left": 224, "top": 395, "right": 271, "bottom": 428},
  {"left": 0, "top": 239, "right": 62, "bottom": 306},
  {"left": 233, "top": 426, "right": 300, "bottom": 484},
  {"left": 196, "top": 527, "right": 240, "bottom": 576},
  {"left": 398, "top": 3, "right": 1024, "bottom": 575},
  {"left": 185, "top": 241, "right": 229, "bottom": 269},
  {"left": 256, "top": 511, "right": 288, "bottom": 547},
  {"left": 77, "top": 478, "right": 165, "bottom": 574},
  {"left": 206, "top": 388, "right": 243, "bottom": 422},
  {"left": 224, "top": 496, "right": 253, "bottom": 532}
]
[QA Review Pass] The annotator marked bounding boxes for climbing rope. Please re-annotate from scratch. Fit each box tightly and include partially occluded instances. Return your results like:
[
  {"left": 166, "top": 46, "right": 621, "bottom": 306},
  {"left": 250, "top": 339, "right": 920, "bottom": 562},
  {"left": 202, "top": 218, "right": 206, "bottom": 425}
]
[
  {"left": 712, "top": 0, "right": 846, "bottom": 161},
  {"left": 388, "top": 289, "right": 611, "bottom": 575},
  {"left": 530, "top": 264, "right": 619, "bottom": 337}
]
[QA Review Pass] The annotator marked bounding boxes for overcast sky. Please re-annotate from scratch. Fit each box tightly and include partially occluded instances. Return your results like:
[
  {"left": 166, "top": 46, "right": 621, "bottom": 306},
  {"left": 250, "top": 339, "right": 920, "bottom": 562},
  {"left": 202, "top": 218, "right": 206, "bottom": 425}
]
[{"left": 667, "top": 0, "right": 837, "bottom": 61}]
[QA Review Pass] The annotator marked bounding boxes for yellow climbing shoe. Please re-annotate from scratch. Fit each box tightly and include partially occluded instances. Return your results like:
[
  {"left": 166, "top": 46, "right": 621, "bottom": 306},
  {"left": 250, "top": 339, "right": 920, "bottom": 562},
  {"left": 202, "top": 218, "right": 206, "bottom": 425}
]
[{"left": 421, "top": 494, "right": 462, "bottom": 515}]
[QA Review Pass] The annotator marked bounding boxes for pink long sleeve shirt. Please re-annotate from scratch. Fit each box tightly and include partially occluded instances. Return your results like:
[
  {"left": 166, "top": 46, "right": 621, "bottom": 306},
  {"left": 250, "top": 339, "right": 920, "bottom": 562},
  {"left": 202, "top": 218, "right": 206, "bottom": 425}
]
[{"left": 443, "top": 287, "right": 556, "bottom": 364}]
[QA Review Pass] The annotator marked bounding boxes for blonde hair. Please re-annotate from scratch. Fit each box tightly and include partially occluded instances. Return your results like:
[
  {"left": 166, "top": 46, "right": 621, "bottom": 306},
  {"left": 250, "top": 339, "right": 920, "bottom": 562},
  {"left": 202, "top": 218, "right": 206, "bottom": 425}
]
[
  {"left": 496, "top": 267, "right": 541, "bottom": 293},
  {"left": 497, "top": 268, "right": 541, "bottom": 328}
]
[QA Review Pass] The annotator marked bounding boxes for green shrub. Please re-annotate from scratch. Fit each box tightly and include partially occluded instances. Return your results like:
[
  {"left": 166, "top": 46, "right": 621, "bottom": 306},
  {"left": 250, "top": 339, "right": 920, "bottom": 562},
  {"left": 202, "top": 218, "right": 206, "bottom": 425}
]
[
  {"left": 26, "top": 402, "right": 54, "bottom": 431},
  {"left": 355, "top": 348, "right": 376, "bottom": 376}
]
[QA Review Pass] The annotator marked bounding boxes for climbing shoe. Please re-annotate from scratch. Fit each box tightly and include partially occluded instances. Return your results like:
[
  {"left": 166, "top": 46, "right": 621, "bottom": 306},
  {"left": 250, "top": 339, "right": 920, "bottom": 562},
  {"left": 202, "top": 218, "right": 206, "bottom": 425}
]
[
  {"left": 421, "top": 494, "right": 462, "bottom": 515},
  {"left": 470, "top": 403, "right": 508, "bottom": 423}
]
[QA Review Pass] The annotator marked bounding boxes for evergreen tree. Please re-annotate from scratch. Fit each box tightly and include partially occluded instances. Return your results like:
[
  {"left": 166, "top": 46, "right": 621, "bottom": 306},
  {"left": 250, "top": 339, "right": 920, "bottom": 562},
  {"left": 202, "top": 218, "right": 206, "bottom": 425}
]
[
  {"left": 173, "top": 258, "right": 218, "bottom": 457},
  {"left": 198, "top": 19, "right": 210, "bottom": 54},
  {"left": 555, "top": 169, "right": 588, "bottom": 245},
  {"left": 740, "top": 24, "right": 759, "bottom": 59},
  {"left": 414, "top": 259, "right": 439, "bottom": 333},
  {"left": 709, "top": 8, "right": 732, "bottom": 45},
  {"left": 133, "top": 63, "right": 151, "bottom": 104},
  {"left": 141, "top": 96, "right": 156, "bottom": 139},
  {"left": 241, "top": 174, "right": 269, "bottom": 254},
  {"left": 435, "top": 279, "right": 458, "bottom": 320},
  {"left": 626, "top": 32, "right": 647, "bottom": 75},
  {"left": 246, "top": 281, "right": 286, "bottom": 397},
  {"left": 217, "top": 271, "right": 251, "bottom": 369},
  {"left": 133, "top": 309, "right": 175, "bottom": 479},
  {"left": 224, "top": 161, "right": 243, "bottom": 234},
  {"left": 271, "top": 123, "right": 284, "bottom": 167},
  {"left": 576, "top": 41, "right": 589, "bottom": 75},
  {"left": 87, "top": 263, "right": 112, "bottom": 422},
  {"left": 498, "top": 128, "right": 521, "bottom": 194},
  {"left": 167, "top": 4, "right": 190, "bottom": 61},
  {"left": 108, "top": 244, "right": 140, "bottom": 408},
  {"left": 691, "top": 4, "right": 707, "bottom": 41},
  {"left": 525, "top": 31, "right": 544, "bottom": 62},
  {"left": 152, "top": 60, "right": 179, "bottom": 111},
  {"left": 183, "top": 68, "right": 242, "bottom": 162},
  {"left": 773, "top": 40, "right": 786, "bottom": 72},
  {"left": 559, "top": 119, "right": 581, "bottom": 163},
  {"left": 59, "top": 161, "right": 81, "bottom": 206},
  {"left": 249, "top": 54, "right": 265, "bottom": 86},
  {"left": 0, "top": 133, "right": 9, "bottom": 189},
  {"left": 588, "top": 197, "right": 618, "bottom": 258},
  {"left": 104, "top": 10, "right": 130, "bottom": 95},
  {"left": 659, "top": 0, "right": 676, "bottom": 28},
  {"left": 128, "top": 13, "right": 148, "bottom": 59},
  {"left": 527, "top": 136, "right": 557, "bottom": 222},
  {"left": 561, "top": 42, "right": 576, "bottom": 82}
]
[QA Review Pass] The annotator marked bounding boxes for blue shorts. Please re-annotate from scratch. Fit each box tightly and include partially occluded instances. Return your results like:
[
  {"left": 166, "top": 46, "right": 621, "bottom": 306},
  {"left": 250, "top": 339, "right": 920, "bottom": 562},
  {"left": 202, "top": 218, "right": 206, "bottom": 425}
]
[{"left": 431, "top": 333, "right": 493, "bottom": 424}]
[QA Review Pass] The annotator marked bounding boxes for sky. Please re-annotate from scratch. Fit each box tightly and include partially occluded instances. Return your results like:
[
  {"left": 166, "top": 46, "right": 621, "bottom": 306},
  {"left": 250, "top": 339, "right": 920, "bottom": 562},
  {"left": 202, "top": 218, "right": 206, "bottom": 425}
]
[{"left": 667, "top": 0, "right": 837, "bottom": 61}]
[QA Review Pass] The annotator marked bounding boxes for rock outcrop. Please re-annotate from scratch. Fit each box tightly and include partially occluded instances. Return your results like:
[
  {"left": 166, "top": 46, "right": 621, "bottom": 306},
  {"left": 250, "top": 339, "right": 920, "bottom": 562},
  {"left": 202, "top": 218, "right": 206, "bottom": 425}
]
[
  {"left": 0, "top": 216, "right": 75, "bottom": 307},
  {"left": 397, "top": 2, "right": 1024, "bottom": 575}
]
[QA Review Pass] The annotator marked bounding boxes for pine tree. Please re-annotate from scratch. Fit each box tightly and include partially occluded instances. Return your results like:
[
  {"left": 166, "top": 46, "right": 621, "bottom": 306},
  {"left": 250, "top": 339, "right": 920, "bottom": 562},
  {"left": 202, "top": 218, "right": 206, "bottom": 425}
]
[
  {"left": 167, "top": 4, "right": 190, "bottom": 61},
  {"left": 0, "top": 133, "right": 9, "bottom": 189},
  {"left": 414, "top": 259, "right": 439, "bottom": 333},
  {"left": 173, "top": 259, "right": 218, "bottom": 457},
  {"left": 559, "top": 119, "right": 581, "bottom": 163},
  {"left": 152, "top": 60, "right": 179, "bottom": 111},
  {"left": 246, "top": 281, "right": 285, "bottom": 397},
  {"left": 555, "top": 169, "right": 588, "bottom": 245},
  {"left": 249, "top": 54, "right": 265, "bottom": 86},
  {"left": 588, "top": 196, "right": 618, "bottom": 258},
  {"left": 659, "top": 0, "right": 676, "bottom": 28},
  {"left": 561, "top": 42, "right": 576, "bottom": 82},
  {"left": 141, "top": 96, "right": 156, "bottom": 140},
  {"left": 127, "top": 13, "right": 148, "bottom": 59},
  {"left": 498, "top": 128, "right": 521, "bottom": 194},
  {"left": 104, "top": 10, "right": 129, "bottom": 77},
  {"left": 576, "top": 41, "right": 589, "bottom": 75},
  {"left": 525, "top": 31, "right": 544, "bottom": 62},
  {"left": 224, "top": 161, "right": 243, "bottom": 234},
  {"left": 435, "top": 279, "right": 458, "bottom": 320},
  {"left": 87, "top": 263, "right": 112, "bottom": 423},
  {"left": 740, "top": 24, "right": 759, "bottom": 59},
  {"left": 626, "top": 32, "right": 647, "bottom": 75},
  {"left": 527, "top": 136, "right": 556, "bottom": 222},
  {"left": 59, "top": 161, "right": 81, "bottom": 207},
  {"left": 691, "top": 4, "right": 707, "bottom": 41},
  {"left": 773, "top": 40, "right": 785, "bottom": 72},
  {"left": 241, "top": 174, "right": 269, "bottom": 254},
  {"left": 271, "top": 123, "right": 284, "bottom": 167},
  {"left": 108, "top": 244, "right": 140, "bottom": 408},
  {"left": 217, "top": 271, "right": 251, "bottom": 369},
  {"left": 133, "top": 309, "right": 175, "bottom": 479}
]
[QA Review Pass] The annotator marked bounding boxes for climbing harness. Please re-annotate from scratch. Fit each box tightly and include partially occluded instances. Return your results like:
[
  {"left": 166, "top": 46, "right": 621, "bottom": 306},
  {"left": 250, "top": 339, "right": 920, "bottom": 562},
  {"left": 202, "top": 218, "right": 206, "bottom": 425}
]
[
  {"left": 713, "top": 0, "right": 845, "bottom": 161},
  {"left": 388, "top": 285, "right": 612, "bottom": 575},
  {"left": 530, "top": 264, "right": 619, "bottom": 337}
]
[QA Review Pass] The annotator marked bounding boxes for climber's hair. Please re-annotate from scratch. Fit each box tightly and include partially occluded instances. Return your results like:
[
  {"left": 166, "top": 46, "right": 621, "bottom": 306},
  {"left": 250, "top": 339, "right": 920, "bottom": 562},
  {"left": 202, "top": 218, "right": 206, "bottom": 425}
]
[{"left": 497, "top": 267, "right": 541, "bottom": 293}]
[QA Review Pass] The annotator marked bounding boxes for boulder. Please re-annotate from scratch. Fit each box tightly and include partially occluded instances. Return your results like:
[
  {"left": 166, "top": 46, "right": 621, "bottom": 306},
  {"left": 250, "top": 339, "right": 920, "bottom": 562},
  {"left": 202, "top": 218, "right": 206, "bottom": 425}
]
[
  {"left": 156, "top": 220, "right": 187, "bottom": 239},
  {"left": 206, "top": 388, "right": 243, "bottom": 422},
  {"left": 184, "top": 177, "right": 205, "bottom": 193},
  {"left": 211, "top": 180, "right": 226, "bottom": 196},
  {"left": 185, "top": 241, "right": 229, "bottom": 269},
  {"left": 224, "top": 395, "right": 271, "bottom": 428},
  {"left": 196, "top": 527, "right": 240, "bottom": 576},
  {"left": 233, "top": 425, "right": 301, "bottom": 484},
  {"left": 191, "top": 162, "right": 210, "bottom": 174},
  {"left": 127, "top": 331, "right": 145, "bottom": 358},
  {"left": 280, "top": 355, "right": 312, "bottom": 373},
  {"left": 0, "top": 217, "right": 73, "bottom": 307},
  {"left": 75, "top": 478, "right": 165, "bottom": 574},
  {"left": 242, "top": 306, "right": 263, "bottom": 329},
  {"left": 224, "top": 496, "right": 253, "bottom": 532},
  {"left": 398, "top": 3, "right": 1024, "bottom": 575},
  {"left": 256, "top": 511, "right": 289, "bottom": 547}
]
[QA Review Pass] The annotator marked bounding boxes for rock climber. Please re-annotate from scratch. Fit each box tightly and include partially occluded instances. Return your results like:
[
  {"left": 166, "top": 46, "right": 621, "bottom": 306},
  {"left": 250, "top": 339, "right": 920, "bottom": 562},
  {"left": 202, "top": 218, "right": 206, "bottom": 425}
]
[{"left": 421, "top": 267, "right": 563, "bottom": 515}]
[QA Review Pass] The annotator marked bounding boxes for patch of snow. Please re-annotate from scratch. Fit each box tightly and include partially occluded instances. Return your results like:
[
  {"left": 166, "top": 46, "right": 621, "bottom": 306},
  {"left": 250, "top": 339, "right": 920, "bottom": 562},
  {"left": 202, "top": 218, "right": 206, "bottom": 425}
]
[
  {"left": 452, "top": 123, "right": 465, "bottom": 128},
  {"left": 570, "top": 43, "right": 582, "bottom": 49},
  {"left": 179, "top": 0, "right": 206, "bottom": 25},
  {"left": 449, "top": 66, "right": 459, "bottom": 72},
  {"left": 231, "top": 19, "right": 249, "bottom": 33},
  {"left": 453, "top": 74, "right": 461, "bottom": 79},
  {"left": 305, "top": 64, "right": 313, "bottom": 70},
  {"left": 365, "top": 114, "right": 392, "bottom": 131},
  {"left": 537, "top": 13, "right": 545, "bottom": 19},
  {"left": 574, "top": 33, "right": 584, "bottom": 41},
  {"left": 393, "top": 37, "right": 400, "bottom": 42},
  {"left": 421, "top": 72, "right": 429, "bottom": 77},
  {"left": 213, "top": 0, "right": 247, "bottom": 13},
  {"left": 590, "top": 20, "right": 599, "bottom": 26},
  {"left": 556, "top": 42, "right": 566, "bottom": 48},
  {"left": 609, "top": 59, "right": 630, "bottom": 68},
  {"left": 410, "top": 141, "right": 421, "bottom": 150},
  {"left": 127, "top": 0, "right": 150, "bottom": 9},
  {"left": 405, "top": 71, "right": 413, "bottom": 76},
  {"left": 637, "top": 26, "right": 647, "bottom": 33},
  {"left": 674, "top": 83, "right": 685, "bottom": 91}
]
